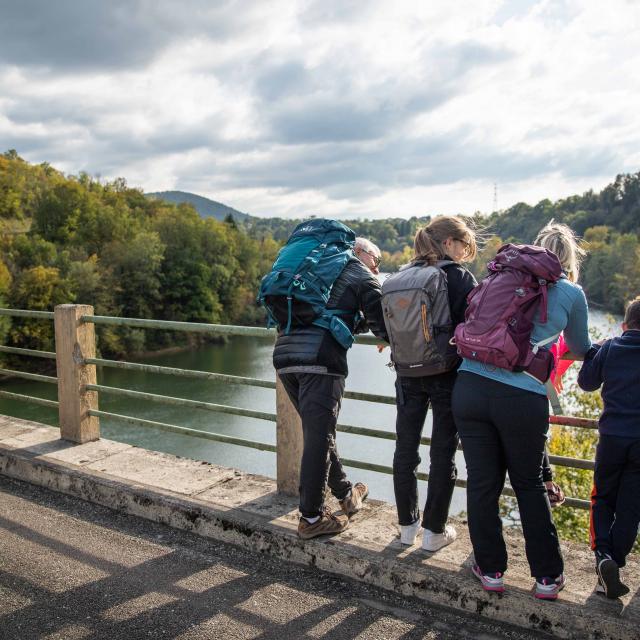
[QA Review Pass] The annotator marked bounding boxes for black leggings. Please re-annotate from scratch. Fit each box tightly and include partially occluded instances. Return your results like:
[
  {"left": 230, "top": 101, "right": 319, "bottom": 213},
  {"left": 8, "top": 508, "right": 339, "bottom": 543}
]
[{"left": 452, "top": 372, "right": 563, "bottom": 578}]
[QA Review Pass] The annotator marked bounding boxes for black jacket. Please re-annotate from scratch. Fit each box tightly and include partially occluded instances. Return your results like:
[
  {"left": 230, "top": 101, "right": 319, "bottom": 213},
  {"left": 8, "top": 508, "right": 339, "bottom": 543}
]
[
  {"left": 273, "top": 259, "right": 388, "bottom": 376},
  {"left": 577, "top": 329, "right": 640, "bottom": 438},
  {"left": 441, "top": 260, "right": 478, "bottom": 327}
]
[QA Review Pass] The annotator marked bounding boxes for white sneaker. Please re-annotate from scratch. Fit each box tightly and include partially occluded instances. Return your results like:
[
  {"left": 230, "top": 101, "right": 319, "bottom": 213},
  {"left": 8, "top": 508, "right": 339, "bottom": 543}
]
[
  {"left": 400, "top": 520, "right": 422, "bottom": 545},
  {"left": 422, "top": 525, "right": 457, "bottom": 552}
]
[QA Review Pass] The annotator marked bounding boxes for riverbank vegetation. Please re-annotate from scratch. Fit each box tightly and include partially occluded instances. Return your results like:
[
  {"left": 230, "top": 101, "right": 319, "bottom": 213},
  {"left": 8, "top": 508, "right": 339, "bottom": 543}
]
[
  {"left": 0, "top": 150, "right": 279, "bottom": 360},
  {"left": 2, "top": 150, "right": 638, "bottom": 348},
  {"left": 249, "top": 172, "right": 640, "bottom": 315}
]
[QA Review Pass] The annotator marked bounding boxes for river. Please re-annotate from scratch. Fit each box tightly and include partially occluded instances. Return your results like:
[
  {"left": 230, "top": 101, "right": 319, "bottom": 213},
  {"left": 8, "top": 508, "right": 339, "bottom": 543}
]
[{"left": 0, "top": 309, "right": 621, "bottom": 516}]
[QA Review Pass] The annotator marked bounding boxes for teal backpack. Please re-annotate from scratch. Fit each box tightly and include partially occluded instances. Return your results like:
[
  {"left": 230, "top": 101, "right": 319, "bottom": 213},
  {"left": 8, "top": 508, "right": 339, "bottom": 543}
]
[{"left": 257, "top": 219, "right": 360, "bottom": 349}]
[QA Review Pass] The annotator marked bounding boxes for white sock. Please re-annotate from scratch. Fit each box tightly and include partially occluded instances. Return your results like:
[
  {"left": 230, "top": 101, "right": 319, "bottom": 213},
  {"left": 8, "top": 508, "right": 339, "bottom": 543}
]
[{"left": 303, "top": 515, "right": 320, "bottom": 524}]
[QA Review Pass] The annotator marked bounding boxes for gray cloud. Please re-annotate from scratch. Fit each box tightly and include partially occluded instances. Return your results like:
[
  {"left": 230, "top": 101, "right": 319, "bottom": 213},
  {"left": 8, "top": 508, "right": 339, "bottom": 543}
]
[
  {"left": 168, "top": 126, "right": 622, "bottom": 200},
  {"left": 0, "top": 0, "right": 248, "bottom": 71},
  {"left": 0, "top": 0, "right": 633, "bottom": 217}
]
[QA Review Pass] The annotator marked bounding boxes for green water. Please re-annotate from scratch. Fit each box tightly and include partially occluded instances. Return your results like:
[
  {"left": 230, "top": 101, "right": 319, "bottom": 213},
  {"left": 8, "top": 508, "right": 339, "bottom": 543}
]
[
  {"left": 0, "top": 310, "right": 620, "bottom": 511},
  {"left": 0, "top": 336, "right": 415, "bottom": 508}
]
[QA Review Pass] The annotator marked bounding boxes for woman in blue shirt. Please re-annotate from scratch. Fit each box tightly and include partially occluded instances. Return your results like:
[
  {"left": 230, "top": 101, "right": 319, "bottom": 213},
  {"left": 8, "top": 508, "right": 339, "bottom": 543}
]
[{"left": 452, "top": 222, "right": 591, "bottom": 599}]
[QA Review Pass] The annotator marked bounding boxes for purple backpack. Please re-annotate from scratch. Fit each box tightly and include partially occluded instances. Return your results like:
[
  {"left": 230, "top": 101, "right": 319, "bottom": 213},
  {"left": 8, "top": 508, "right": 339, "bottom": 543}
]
[{"left": 454, "top": 244, "right": 563, "bottom": 382}]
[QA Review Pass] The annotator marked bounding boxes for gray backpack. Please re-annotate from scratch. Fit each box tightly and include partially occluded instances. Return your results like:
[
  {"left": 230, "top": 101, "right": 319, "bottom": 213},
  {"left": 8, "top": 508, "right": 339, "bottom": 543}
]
[{"left": 381, "top": 261, "right": 458, "bottom": 377}]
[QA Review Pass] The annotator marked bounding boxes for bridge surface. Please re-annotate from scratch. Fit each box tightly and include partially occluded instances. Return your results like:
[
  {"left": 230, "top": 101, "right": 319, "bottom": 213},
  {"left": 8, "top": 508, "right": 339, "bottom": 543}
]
[
  {"left": 0, "top": 474, "right": 542, "bottom": 640},
  {"left": 0, "top": 415, "right": 638, "bottom": 640}
]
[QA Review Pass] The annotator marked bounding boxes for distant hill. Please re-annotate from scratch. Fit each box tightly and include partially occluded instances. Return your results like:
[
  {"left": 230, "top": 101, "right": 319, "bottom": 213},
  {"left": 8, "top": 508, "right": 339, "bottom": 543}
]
[{"left": 145, "top": 190, "right": 249, "bottom": 222}]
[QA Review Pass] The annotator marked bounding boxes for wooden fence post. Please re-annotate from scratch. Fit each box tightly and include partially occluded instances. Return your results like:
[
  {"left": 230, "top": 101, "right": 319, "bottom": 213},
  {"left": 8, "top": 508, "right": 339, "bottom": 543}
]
[
  {"left": 54, "top": 304, "right": 100, "bottom": 443},
  {"left": 276, "top": 375, "right": 302, "bottom": 496}
]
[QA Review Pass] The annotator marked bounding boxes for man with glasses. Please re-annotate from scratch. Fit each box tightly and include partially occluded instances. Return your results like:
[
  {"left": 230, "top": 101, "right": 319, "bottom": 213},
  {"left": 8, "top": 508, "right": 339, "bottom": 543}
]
[
  {"left": 274, "top": 233, "right": 388, "bottom": 539},
  {"left": 354, "top": 237, "right": 382, "bottom": 276}
]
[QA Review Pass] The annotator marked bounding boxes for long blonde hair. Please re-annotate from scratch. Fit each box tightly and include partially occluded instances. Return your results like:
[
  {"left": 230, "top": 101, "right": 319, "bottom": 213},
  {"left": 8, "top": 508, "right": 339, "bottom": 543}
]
[
  {"left": 534, "top": 220, "right": 586, "bottom": 282},
  {"left": 413, "top": 216, "right": 477, "bottom": 265}
]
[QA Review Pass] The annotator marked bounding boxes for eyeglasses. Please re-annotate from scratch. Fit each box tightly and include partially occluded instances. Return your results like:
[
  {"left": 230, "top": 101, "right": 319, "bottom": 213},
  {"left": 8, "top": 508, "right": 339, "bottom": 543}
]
[
  {"left": 359, "top": 248, "right": 382, "bottom": 267},
  {"left": 454, "top": 238, "right": 471, "bottom": 253}
]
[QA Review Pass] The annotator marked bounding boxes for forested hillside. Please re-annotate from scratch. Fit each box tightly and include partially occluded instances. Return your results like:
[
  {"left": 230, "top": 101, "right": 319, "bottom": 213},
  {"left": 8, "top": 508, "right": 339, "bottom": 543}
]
[
  {"left": 249, "top": 173, "right": 640, "bottom": 314},
  {"left": 146, "top": 190, "right": 249, "bottom": 223},
  {"left": 0, "top": 151, "right": 279, "bottom": 358},
  {"left": 2, "top": 148, "right": 638, "bottom": 369}
]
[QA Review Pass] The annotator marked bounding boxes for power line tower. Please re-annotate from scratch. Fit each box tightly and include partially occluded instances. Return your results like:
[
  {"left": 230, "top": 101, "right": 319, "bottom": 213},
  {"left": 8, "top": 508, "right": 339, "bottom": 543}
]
[{"left": 493, "top": 182, "right": 498, "bottom": 212}]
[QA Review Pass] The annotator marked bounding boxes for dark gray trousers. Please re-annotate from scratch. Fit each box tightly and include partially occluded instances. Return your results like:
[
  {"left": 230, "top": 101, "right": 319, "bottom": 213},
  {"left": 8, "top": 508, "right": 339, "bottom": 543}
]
[
  {"left": 393, "top": 370, "right": 459, "bottom": 532},
  {"left": 279, "top": 372, "right": 352, "bottom": 518}
]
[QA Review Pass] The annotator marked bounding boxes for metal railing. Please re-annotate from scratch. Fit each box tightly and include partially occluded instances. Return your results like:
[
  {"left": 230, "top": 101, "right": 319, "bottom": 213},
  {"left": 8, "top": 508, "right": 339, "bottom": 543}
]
[{"left": 0, "top": 306, "right": 597, "bottom": 509}]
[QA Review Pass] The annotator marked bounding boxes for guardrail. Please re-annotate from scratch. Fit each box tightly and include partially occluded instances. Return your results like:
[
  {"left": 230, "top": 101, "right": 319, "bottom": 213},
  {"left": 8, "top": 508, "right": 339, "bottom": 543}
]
[{"left": 0, "top": 305, "right": 596, "bottom": 509}]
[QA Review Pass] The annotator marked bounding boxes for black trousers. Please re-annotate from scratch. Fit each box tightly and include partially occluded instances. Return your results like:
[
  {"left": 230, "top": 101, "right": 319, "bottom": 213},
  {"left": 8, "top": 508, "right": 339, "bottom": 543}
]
[
  {"left": 279, "top": 372, "right": 352, "bottom": 519},
  {"left": 393, "top": 370, "right": 459, "bottom": 532},
  {"left": 452, "top": 372, "right": 563, "bottom": 578},
  {"left": 591, "top": 434, "right": 640, "bottom": 567}
]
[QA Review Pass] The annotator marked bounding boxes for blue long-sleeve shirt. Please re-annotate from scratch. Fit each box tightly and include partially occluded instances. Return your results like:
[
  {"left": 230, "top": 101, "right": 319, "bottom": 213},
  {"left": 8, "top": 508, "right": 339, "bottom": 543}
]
[
  {"left": 577, "top": 329, "right": 640, "bottom": 437},
  {"left": 459, "top": 278, "right": 592, "bottom": 395}
]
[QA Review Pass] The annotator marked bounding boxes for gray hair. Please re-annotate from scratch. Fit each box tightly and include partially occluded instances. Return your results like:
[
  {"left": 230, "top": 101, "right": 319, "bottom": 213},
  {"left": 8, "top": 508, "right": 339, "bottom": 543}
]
[{"left": 355, "top": 237, "right": 380, "bottom": 256}]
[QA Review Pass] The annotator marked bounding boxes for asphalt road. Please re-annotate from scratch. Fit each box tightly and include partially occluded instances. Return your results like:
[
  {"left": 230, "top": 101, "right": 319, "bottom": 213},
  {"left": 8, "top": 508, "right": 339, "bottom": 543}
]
[{"left": 0, "top": 475, "right": 546, "bottom": 640}]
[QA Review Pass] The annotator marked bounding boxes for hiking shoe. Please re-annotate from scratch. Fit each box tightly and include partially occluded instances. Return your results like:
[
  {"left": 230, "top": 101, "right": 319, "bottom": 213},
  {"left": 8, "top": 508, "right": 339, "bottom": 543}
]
[
  {"left": 400, "top": 519, "right": 423, "bottom": 546},
  {"left": 339, "top": 482, "right": 369, "bottom": 516},
  {"left": 422, "top": 525, "right": 457, "bottom": 552},
  {"left": 297, "top": 507, "right": 349, "bottom": 540},
  {"left": 535, "top": 574, "right": 565, "bottom": 600},
  {"left": 596, "top": 558, "right": 630, "bottom": 599},
  {"left": 546, "top": 482, "right": 566, "bottom": 508},
  {"left": 471, "top": 563, "right": 505, "bottom": 593}
]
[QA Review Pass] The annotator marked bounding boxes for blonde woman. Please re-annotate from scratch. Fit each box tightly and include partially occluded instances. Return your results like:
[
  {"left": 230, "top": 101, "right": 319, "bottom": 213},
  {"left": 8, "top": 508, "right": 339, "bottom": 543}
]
[
  {"left": 393, "top": 216, "right": 478, "bottom": 550},
  {"left": 452, "top": 221, "right": 591, "bottom": 599},
  {"left": 537, "top": 221, "right": 588, "bottom": 506}
]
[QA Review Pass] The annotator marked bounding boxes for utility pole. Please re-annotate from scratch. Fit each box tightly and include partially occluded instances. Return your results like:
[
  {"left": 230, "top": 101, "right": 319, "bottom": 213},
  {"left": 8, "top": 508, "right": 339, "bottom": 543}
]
[{"left": 493, "top": 182, "right": 498, "bottom": 212}]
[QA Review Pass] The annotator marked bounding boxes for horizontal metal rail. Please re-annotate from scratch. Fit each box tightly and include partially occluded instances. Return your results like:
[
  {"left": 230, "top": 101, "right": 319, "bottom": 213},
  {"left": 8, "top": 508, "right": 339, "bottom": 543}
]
[
  {"left": 548, "top": 453, "right": 594, "bottom": 471},
  {"left": 339, "top": 458, "right": 590, "bottom": 508},
  {"left": 84, "top": 383, "right": 595, "bottom": 473},
  {"left": 86, "top": 358, "right": 277, "bottom": 389},
  {"left": 89, "top": 409, "right": 590, "bottom": 510},
  {"left": 85, "top": 315, "right": 277, "bottom": 337},
  {"left": 85, "top": 384, "right": 278, "bottom": 423},
  {"left": 80, "top": 314, "right": 383, "bottom": 345},
  {"left": 549, "top": 415, "right": 598, "bottom": 429},
  {"left": 0, "top": 390, "right": 58, "bottom": 408},
  {"left": 0, "top": 308, "right": 54, "bottom": 320},
  {"left": 84, "top": 358, "right": 605, "bottom": 417},
  {"left": 85, "top": 357, "right": 396, "bottom": 405},
  {"left": 0, "top": 368, "right": 57, "bottom": 384},
  {"left": 0, "top": 345, "right": 57, "bottom": 359},
  {"left": 89, "top": 410, "right": 276, "bottom": 453}
]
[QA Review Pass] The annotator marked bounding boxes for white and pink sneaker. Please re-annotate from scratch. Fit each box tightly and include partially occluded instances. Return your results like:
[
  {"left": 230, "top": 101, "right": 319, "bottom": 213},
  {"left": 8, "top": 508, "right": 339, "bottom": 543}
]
[{"left": 472, "top": 563, "right": 505, "bottom": 593}]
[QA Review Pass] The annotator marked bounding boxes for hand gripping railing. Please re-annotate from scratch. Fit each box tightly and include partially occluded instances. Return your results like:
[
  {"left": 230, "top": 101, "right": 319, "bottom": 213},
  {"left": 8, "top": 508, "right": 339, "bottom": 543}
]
[{"left": 0, "top": 306, "right": 595, "bottom": 508}]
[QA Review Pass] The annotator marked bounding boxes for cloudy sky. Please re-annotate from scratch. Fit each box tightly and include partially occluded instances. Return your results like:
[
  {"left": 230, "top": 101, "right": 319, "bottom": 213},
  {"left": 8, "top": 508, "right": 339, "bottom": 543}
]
[{"left": 1, "top": 0, "right": 638, "bottom": 219}]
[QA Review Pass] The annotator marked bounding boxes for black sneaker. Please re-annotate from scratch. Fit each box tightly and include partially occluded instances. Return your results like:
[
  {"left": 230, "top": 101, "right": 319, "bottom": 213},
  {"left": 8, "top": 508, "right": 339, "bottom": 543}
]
[{"left": 596, "top": 557, "right": 630, "bottom": 599}]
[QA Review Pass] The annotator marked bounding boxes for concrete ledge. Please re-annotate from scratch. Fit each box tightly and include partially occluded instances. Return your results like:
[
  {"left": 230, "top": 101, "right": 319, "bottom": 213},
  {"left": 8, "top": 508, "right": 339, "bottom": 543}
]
[{"left": 0, "top": 415, "right": 638, "bottom": 639}]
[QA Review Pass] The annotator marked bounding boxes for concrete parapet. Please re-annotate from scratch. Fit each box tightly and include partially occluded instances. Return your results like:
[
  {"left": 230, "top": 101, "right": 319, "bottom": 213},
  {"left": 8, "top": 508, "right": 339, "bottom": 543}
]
[{"left": 0, "top": 414, "right": 638, "bottom": 640}]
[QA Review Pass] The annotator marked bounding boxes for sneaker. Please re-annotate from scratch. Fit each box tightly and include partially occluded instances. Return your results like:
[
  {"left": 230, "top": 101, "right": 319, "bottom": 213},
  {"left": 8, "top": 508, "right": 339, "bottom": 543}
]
[
  {"left": 400, "top": 519, "right": 423, "bottom": 546},
  {"left": 297, "top": 507, "right": 349, "bottom": 540},
  {"left": 471, "top": 563, "right": 505, "bottom": 593},
  {"left": 422, "top": 525, "right": 457, "bottom": 552},
  {"left": 596, "top": 557, "right": 630, "bottom": 599},
  {"left": 339, "top": 482, "right": 369, "bottom": 516},
  {"left": 535, "top": 574, "right": 565, "bottom": 600}
]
